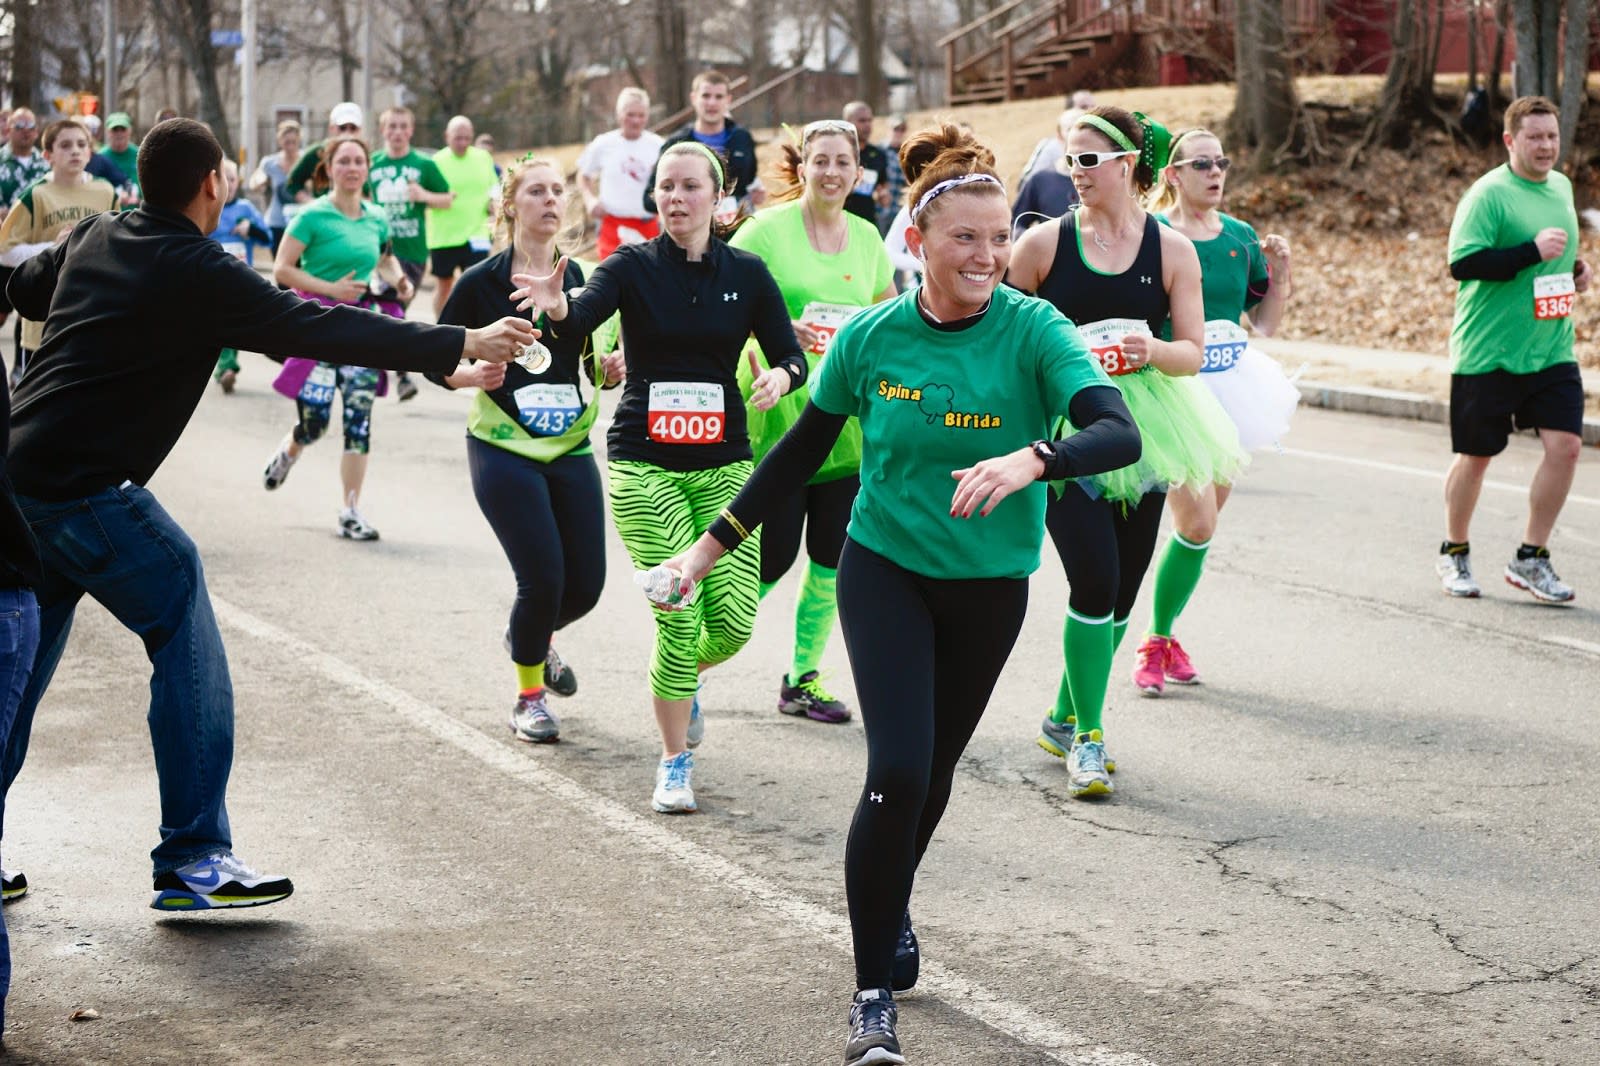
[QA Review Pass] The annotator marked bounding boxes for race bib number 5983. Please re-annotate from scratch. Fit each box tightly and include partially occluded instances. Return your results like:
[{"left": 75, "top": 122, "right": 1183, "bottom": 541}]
[
  {"left": 1534, "top": 273, "right": 1575, "bottom": 320},
  {"left": 1201, "top": 320, "right": 1249, "bottom": 373},
  {"left": 647, "top": 381, "right": 725, "bottom": 444}
]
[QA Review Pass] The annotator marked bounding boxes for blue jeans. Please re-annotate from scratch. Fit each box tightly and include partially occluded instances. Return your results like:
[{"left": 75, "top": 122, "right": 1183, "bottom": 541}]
[
  {"left": 0, "top": 586, "right": 39, "bottom": 1032},
  {"left": 5, "top": 484, "right": 233, "bottom": 876}
]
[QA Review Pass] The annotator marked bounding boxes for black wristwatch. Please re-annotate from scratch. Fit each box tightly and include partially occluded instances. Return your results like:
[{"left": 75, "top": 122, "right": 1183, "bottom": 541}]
[{"left": 1030, "top": 439, "right": 1056, "bottom": 479}]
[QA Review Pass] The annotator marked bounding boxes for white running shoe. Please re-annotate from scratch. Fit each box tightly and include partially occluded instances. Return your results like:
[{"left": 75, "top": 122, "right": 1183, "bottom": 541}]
[
  {"left": 1505, "top": 552, "right": 1574, "bottom": 603},
  {"left": 651, "top": 750, "right": 696, "bottom": 813},
  {"left": 1436, "top": 550, "right": 1480, "bottom": 597},
  {"left": 338, "top": 508, "right": 380, "bottom": 541},
  {"left": 262, "top": 447, "right": 296, "bottom": 490}
]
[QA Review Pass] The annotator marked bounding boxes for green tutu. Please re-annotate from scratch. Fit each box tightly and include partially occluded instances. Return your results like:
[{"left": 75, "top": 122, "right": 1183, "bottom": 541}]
[{"left": 1062, "top": 367, "right": 1248, "bottom": 503}]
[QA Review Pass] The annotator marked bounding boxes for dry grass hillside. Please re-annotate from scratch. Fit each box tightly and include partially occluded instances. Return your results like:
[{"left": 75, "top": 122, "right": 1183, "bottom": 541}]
[{"left": 532, "top": 76, "right": 1599, "bottom": 364}]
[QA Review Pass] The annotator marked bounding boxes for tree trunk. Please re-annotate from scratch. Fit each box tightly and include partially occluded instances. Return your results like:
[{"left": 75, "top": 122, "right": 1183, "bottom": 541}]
[
  {"left": 1557, "top": 0, "right": 1590, "bottom": 164},
  {"left": 1538, "top": 0, "right": 1562, "bottom": 98},
  {"left": 7, "top": 0, "right": 44, "bottom": 110},
  {"left": 152, "top": 0, "right": 233, "bottom": 154},
  {"left": 1468, "top": 0, "right": 1481, "bottom": 90},
  {"left": 652, "top": 0, "right": 688, "bottom": 115},
  {"left": 1512, "top": 0, "right": 1542, "bottom": 96},
  {"left": 855, "top": 0, "right": 886, "bottom": 109},
  {"left": 1488, "top": 0, "right": 1510, "bottom": 110},
  {"left": 1233, "top": 0, "right": 1301, "bottom": 158}
]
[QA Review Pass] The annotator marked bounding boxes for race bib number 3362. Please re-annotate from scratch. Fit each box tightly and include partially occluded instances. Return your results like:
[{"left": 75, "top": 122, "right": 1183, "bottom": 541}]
[
  {"left": 1534, "top": 273, "right": 1575, "bottom": 320},
  {"left": 647, "top": 381, "right": 725, "bottom": 444}
]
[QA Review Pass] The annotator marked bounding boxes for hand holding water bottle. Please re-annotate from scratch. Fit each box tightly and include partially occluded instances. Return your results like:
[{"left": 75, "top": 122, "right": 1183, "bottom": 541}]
[{"left": 640, "top": 535, "right": 726, "bottom": 611}]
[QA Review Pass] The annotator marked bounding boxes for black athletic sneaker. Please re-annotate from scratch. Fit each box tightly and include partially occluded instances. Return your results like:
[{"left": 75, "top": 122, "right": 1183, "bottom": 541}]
[
  {"left": 544, "top": 645, "right": 578, "bottom": 697},
  {"left": 151, "top": 852, "right": 294, "bottom": 911},
  {"left": 845, "top": 988, "right": 906, "bottom": 1066},
  {"left": 891, "top": 910, "right": 919, "bottom": 991},
  {"left": 2, "top": 867, "right": 28, "bottom": 903}
]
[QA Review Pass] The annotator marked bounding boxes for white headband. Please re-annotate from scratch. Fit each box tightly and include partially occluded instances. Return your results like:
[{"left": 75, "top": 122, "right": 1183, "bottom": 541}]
[{"left": 910, "top": 173, "right": 1003, "bottom": 222}]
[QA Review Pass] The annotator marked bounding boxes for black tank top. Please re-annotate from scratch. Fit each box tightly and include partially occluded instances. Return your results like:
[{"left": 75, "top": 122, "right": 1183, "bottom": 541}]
[{"left": 1034, "top": 210, "right": 1168, "bottom": 337}]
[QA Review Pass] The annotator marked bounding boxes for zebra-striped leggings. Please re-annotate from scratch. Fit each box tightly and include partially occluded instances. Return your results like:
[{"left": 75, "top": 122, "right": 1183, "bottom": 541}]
[{"left": 608, "top": 459, "right": 762, "bottom": 701}]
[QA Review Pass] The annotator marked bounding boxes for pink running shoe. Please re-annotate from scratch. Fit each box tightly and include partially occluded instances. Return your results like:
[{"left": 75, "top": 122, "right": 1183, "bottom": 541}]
[
  {"left": 1132, "top": 636, "right": 1167, "bottom": 697},
  {"left": 1164, "top": 637, "right": 1200, "bottom": 685}
]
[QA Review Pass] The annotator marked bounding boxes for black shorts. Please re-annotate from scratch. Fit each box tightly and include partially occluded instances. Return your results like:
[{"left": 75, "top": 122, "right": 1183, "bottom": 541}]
[
  {"left": 398, "top": 258, "right": 427, "bottom": 290},
  {"left": 429, "top": 243, "right": 488, "bottom": 279},
  {"left": 1450, "top": 362, "right": 1585, "bottom": 456}
]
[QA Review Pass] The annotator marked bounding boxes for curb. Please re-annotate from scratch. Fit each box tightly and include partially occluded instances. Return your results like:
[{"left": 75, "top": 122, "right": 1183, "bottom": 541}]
[{"left": 1295, "top": 379, "right": 1600, "bottom": 447}]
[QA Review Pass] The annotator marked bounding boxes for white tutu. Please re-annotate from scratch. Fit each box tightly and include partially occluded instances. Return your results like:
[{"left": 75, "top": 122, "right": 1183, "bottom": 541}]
[{"left": 1199, "top": 344, "right": 1300, "bottom": 451}]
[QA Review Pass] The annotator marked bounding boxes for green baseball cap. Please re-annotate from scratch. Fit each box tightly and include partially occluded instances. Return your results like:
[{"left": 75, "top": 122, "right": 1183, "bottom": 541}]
[{"left": 106, "top": 112, "right": 133, "bottom": 131}]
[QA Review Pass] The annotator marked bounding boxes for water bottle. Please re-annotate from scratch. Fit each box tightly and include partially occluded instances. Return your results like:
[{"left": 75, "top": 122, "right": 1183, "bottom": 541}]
[{"left": 634, "top": 566, "right": 695, "bottom": 606}]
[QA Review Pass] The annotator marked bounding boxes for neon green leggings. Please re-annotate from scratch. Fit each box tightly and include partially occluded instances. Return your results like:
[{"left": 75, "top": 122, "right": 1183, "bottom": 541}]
[{"left": 609, "top": 459, "right": 762, "bottom": 701}]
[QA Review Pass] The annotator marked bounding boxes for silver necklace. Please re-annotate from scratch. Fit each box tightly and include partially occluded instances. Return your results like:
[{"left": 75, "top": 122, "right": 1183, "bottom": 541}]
[{"left": 1089, "top": 213, "right": 1137, "bottom": 252}]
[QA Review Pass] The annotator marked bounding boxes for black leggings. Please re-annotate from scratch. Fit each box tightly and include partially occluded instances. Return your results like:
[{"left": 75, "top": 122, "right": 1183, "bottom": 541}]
[
  {"left": 759, "top": 474, "right": 858, "bottom": 583},
  {"left": 467, "top": 436, "right": 607, "bottom": 664},
  {"left": 1046, "top": 485, "right": 1167, "bottom": 621},
  {"left": 837, "top": 538, "right": 1028, "bottom": 990}
]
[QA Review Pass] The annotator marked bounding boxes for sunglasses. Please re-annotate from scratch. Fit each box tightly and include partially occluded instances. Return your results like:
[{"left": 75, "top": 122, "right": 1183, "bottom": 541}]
[
  {"left": 1064, "top": 149, "right": 1136, "bottom": 170},
  {"left": 11, "top": 121, "right": 36, "bottom": 130},
  {"left": 336, "top": 123, "right": 360, "bottom": 133},
  {"left": 803, "top": 119, "right": 859, "bottom": 145},
  {"left": 1178, "top": 156, "right": 1231, "bottom": 172}
]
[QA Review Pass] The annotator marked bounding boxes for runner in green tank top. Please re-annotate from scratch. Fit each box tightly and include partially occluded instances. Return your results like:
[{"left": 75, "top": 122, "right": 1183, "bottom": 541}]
[{"left": 730, "top": 119, "right": 896, "bottom": 723}]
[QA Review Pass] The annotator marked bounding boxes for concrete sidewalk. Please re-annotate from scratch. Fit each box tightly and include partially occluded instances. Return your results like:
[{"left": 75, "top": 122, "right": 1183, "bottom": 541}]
[{"left": 1256, "top": 336, "right": 1600, "bottom": 445}]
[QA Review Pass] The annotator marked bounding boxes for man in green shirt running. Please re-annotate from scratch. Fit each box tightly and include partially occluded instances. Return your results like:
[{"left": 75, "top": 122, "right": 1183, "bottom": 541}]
[
  {"left": 1439, "top": 95, "right": 1592, "bottom": 603},
  {"left": 100, "top": 112, "right": 140, "bottom": 208}
]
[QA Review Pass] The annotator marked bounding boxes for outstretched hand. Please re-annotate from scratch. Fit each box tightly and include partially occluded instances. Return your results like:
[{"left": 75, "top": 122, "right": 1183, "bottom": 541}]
[
  {"left": 949, "top": 447, "right": 1046, "bottom": 518},
  {"left": 510, "top": 255, "right": 571, "bottom": 316},
  {"left": 747, "top": 350, "right": 791, "bottom": 411}
]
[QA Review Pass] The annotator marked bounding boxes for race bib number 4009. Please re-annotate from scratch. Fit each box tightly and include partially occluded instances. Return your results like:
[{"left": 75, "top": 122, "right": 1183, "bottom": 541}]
[
  {"left": 800, "top": 302, "right": 867, "bottom": 355},
  {"left": 1534, "top": 273, "right": 1575, "bottom": 320},
  {"left": 1077, "top": 317, "right": 1152, "bottom": 377},
  {"left": 647, "top": 381, "right": 726, "bottom": 444},
  {"left": 1201, "top": 320, "right": 1249, "bottom": 373}
]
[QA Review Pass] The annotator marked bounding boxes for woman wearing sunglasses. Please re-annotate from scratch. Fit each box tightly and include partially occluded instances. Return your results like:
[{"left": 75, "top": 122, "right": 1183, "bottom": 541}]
[
  {"left": 651, "top": 123, "right": 1138, "bottom": 1066},
  {"left": 1132, "top": 129, "right": 1298, "bottom": 696},
  {"left": 729, "top": 118, "right": 897, "bottom": 724},
  {"left": 1009, "top": 106, "right": 1245, "bottom": 798}
]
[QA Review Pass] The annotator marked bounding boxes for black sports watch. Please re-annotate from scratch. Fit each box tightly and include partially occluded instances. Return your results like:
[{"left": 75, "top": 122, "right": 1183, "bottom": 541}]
[{"left": 1029, "top": 439, "right": 1056, "bottom": 479}]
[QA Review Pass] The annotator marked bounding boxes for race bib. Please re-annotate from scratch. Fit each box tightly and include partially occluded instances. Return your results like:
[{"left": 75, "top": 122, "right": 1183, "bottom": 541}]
[
  {"left": 1077, "top": 317, "right": 1152, "bottom": 377},
  {"left": 714, "top": 196, "right": 740, "bottom": 226},
  {"left": 1201, "top": 320, "right": 1249, "bottom": 373},
  {"left": 854, "top": 168, "right": 879, "bottom": 196},
  {"left": 1534, "top": 273, "right": 1575, "bottom": 320},
  {"left": 800, "top": 301, "right": 867, "bottom": 355},
  {"left": 220, "top": 240, "right": 249, "bottom": 261},
  {"left": 468, "top": 236, "right": 492, "bottom": 254},
  {"left": 513, "top": 383, "right": 583, "bottom": 437},
  {"left": 301, "top": 364, "right": 337, "bottom": 406},
  {"left": 647, "top": 381, "right": 725, "bottom": 444}
]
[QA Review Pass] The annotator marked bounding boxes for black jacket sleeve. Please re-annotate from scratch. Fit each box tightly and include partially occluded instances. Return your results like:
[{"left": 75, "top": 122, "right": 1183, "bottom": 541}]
[
  {"left": 549, "top": 255, "right": 624, "bottom": 341},
  {"left": 6, "top": 232, "right": 69, "bottom": 321},
  {"left": 708, "top": 401, "right": 847, "bottom": 550},
  {"left": 1450, "top": 242, "right": 1541, "bottom": 281},
  {"left": 1044, "top": 384, "right": 1141, "bottom": 480}
]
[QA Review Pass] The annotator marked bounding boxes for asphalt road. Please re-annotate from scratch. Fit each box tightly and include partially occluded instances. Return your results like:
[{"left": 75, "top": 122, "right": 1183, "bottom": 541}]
[{"left": 3, "top": 359, "right": 1597, "bottom": 1065}]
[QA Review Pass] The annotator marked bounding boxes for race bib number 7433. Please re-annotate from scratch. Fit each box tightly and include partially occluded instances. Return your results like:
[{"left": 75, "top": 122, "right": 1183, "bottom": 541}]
[
  {"left": 1534, "top": 273, "right": 1575, "bottom": 320},
  {"left": 647, "top": 381, "right": 725, "bottom": 444}
]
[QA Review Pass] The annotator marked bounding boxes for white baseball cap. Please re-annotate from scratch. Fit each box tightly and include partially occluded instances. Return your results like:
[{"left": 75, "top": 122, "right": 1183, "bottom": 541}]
[{"left": 329, "top": 102, "right": 363, "bottom": 128}]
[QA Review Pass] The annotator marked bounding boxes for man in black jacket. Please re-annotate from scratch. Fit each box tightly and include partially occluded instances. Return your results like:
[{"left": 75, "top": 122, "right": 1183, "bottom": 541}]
[
  {"left": 643, "top": 70, "right": 765, "bottom": 217},
  {"left": 2, "top": 119, "right": 533, "bottom": 913}
]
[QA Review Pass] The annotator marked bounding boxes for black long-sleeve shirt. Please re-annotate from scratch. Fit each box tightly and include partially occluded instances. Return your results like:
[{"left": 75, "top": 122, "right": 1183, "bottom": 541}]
[
  {"left": 642, "top": 121, "right": 760, "bottom": 214},
  {"left": 0, "top": 371, "right": 41, "bottom": 589},
  {"left": 1450, "top": 241, "right": 1542, "bottom": 281},
  {"left": 546, "top": 234, "right": 806, "bottom": 470},
  {"left": 7, "top": 204, "right": 467, "bottom": 501}
]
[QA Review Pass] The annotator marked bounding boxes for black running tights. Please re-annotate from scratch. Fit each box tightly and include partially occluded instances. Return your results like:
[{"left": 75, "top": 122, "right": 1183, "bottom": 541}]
[
  {"left": 758, "top": 474, "right": 858, "bottom": 584},
  {"left": 467, "top": 436, "right": 607, "bottom": 665},
  {"left": 1045, "top": 485, "right": 1167, "bottom": 621},
  {"left": 837, "top": 538, "right": 1029, "bottom": 990}
]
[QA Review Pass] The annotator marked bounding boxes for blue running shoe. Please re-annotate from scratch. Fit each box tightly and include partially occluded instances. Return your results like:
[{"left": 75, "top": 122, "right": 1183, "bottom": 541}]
[
  {"left": 1037, "top": 715, "right": 1115, "bottom": 772},
  {"left": 844, "top": 988, "right": 905, "bottom": 1066},
  {"left": 686, "top": 682, "right": 704, "bottom": 749},
  {"left": 151, "top": 852, "right": 293, "bottom": 911}
]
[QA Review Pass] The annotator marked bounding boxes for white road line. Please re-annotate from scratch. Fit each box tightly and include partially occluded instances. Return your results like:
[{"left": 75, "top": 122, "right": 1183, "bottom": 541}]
[
  {"left": 1545, "top": 635, "right": 1600, "bottom": 656},
  {"left": 212, "top": 596, "right": 1157, "bottom": 1066},
  {"left": 1279, "top": 447, "right": 1600, "bottom": 507}
]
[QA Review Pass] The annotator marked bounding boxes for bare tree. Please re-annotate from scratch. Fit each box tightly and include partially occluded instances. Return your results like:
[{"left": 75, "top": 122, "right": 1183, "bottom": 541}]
[
  {"left": 654, "top": 0, "right": 690, "bottom": 112},
  {"left": 382, "top": 0, "right": 501, "bottom": 138},
  {"left": 148, "top": 0, "right": 233, "bottom": 152},
  {"left": 854, "top": 0, "right": 886, "bottom": 108},
  {"left": 279, "top": 0, "right": 363, "bottom": 102},
  {"left": 1509, "top": 0, "right": 1592, "bottom": 164},
  {"left": 1231, "top": 0, "right": 1301, "bottom": 161},
  {"left": 39, "top": 0, "right": 162, "bottom": 105},
  {"left": 2, "top": 0, "right": 45, "bottom": 109}
]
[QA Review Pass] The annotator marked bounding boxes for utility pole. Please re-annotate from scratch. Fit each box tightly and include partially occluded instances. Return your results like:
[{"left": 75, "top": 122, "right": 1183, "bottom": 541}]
[
  {"left": 103, "top": 0, "right": 118, "bottom": 114},
  {"left": 361, "top": 0, "right": 374, "bottom": 121},
  {"left": 241, "top": 0, "right": 257, "bottom": 167}
]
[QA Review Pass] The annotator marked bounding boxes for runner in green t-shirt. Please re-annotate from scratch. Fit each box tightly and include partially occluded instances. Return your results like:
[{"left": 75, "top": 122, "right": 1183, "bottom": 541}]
[
  {"left": 653, "top": 128, "right": 1139, "bottom": 1066},
  {"left": 729, "top": 120, "right": 896, "bottom": 724},
  {"left": 1438, "top": 95, "right": 1592, "bottom": 604},
  {"left": 99, "top": 112, "right": 140, "bottom": 208},
  {"left": 368, "top": 106, "right": 453, "bottom": 400},
  {"left": 426, "top": 115, "right": 499, "bottom": 315}
]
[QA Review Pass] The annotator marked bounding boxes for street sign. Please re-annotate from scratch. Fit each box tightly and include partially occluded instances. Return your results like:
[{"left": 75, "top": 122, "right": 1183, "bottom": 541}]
[{"left": 211, "top": 29, "right": 243, "bottom": 47}]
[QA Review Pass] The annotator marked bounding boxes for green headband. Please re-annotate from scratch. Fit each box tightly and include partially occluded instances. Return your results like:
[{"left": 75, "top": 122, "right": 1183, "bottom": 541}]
[
  {"left": 1074, "top": 112, "right": 1174, "bottom": 174},
  {"left": 670, "top": 141, "right": 726, "bottom": 192}
]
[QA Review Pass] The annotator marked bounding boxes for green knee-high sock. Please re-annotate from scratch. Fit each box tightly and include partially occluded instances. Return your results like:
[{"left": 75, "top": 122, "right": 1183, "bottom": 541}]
[
  {"left": 1112, "top": 617, "right": 1130, "bottom": 652},
  {"left": 1149, "top": 533, "right": 1211, "bottom": 638},
  {"left": 1052, "top": 609, "right": 1114, "bottom": 735},
  {"left": 789, "top": 561, "right": 838, "bottom": 681},
  {"left": 759, "top": 579, "right": 779, "bottom": 600}
]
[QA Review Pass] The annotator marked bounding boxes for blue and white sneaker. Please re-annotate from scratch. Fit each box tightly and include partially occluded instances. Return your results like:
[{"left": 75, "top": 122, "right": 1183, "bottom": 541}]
[
  {"left": 152, "top": 852, "right": 294, "bottom": 911},
  {"left": 652, "top": 750, "right": 697, "bottom": 814},
  {"left": 1067, "top": 730, "right": 1114, "bottom": 799},
  {"left": 844, "top": 987, "right": 906, "bottom": 1066},
  {"left": 686, "top": 682, "right": 704, "bottom": 749},
  {"left": 1037, "top": 715, "right": 1115, "bottom": 772}
]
